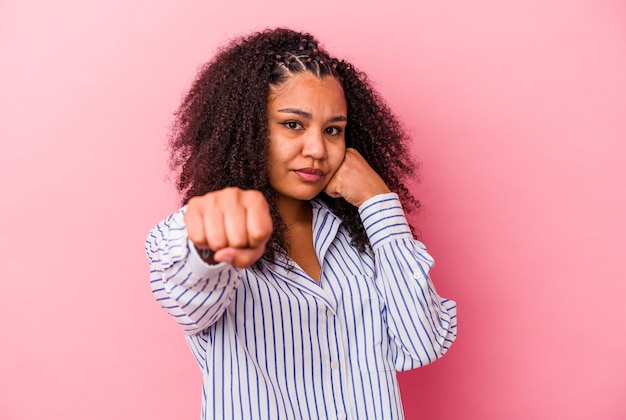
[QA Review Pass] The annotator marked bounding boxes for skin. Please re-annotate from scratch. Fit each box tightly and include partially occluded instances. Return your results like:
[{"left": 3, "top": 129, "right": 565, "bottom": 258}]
[{"left": 184, "top": 72, "right": 390, "bottom": 277}]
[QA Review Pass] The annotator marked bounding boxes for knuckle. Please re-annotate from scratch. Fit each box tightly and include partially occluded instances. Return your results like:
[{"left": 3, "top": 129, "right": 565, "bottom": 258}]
[
  {"left": 249, "top": 231, "right": 268, "bottom": 245},
  {"left": 230, "top": 238, "right": 248, "bottom": 249},
  {"left": 187, "top": 230, "right": 205, "bottom": 246}
]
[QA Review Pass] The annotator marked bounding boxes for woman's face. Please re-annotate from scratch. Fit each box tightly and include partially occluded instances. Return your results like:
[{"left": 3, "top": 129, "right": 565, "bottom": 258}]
[{"left": 267, "top": 72, "right": 347, "bottom": 206}]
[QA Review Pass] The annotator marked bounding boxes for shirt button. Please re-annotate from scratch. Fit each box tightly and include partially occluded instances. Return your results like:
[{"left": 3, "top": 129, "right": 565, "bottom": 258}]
[
  {"left": 338, "top": 413, "right": 347, "bottom": 420},
  {"left": 330, "top": 361, "right": 339, "bottom": 369}
]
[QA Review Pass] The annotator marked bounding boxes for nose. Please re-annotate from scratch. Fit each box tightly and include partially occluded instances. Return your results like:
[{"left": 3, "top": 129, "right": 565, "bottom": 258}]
[{"left": 302, "top": 130, "right": 327, "bottom": 160}]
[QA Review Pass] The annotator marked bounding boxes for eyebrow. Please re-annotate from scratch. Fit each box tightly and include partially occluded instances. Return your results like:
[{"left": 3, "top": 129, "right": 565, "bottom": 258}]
[{"left": 277, "top": 108, "right": 347, "bottom": 123}]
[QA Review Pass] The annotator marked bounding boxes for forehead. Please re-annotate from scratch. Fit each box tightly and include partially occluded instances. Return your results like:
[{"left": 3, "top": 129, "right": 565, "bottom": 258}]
[{"left": 268, "top": 73, "right": 346, "bottom": 113}]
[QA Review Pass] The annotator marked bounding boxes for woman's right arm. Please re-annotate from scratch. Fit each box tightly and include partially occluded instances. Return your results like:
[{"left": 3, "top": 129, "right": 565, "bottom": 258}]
[
  {"left": 145, "top": 208, "right": 240, "bottom": 336},
  {"left": 145, "top": 188, "right": 273, "bottom": 335}
]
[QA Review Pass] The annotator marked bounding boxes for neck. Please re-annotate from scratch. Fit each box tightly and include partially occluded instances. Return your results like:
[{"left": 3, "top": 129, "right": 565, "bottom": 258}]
[
  {"left": 277, "top": 196, "right": 320, "bottom": 281},
  {"left": 277, "top": 196, "right": 312, "bottom": 227}
]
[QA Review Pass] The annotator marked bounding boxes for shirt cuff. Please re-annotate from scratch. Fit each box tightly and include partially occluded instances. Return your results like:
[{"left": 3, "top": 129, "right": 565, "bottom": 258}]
[
  {"left": 358, "top": 193, "right": 413, "bottom": 249},
  {"left": 187, "top": 240, "right": 230, "bottom": 271}
]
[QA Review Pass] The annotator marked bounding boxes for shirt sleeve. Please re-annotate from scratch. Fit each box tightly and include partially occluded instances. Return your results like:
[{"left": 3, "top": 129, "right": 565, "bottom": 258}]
[
  {"left": 144, "top": 207, "right": 240, "bottom": 336},
  {"left": 359, "top": 193, "right": 457, "bottom": 370}
]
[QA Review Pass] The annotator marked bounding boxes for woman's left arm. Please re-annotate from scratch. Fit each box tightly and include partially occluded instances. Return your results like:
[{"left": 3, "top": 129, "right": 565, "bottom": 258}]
[
  {"left": 359, "top": 193, "right": 457, "bottom": 370},
  {"left": 327, "top": 148, "right": 457, "bottom": 369}
]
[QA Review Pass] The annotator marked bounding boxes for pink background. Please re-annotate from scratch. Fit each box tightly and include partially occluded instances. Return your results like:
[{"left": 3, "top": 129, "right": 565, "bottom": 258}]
[{"left": 1, "top": 1, "right": 625, "bottom": 419}]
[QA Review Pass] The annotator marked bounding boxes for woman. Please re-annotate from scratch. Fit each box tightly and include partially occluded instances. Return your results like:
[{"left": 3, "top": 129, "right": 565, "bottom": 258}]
[{"left": 146, "top": 27, "right": 456, "bottom": 420}]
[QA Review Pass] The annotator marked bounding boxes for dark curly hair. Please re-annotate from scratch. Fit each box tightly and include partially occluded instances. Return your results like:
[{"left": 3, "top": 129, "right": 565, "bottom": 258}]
[{"left": 169, "top": 27, "right": 420, "bottom": 264}]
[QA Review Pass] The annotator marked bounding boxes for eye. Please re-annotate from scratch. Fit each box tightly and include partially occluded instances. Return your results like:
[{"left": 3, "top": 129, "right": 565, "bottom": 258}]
[
  {"left": 281, "top": 121, "right": 303, "bottom": 130},
  {"left": 325, "top": 126, "right": 343, "bottom": 136}
]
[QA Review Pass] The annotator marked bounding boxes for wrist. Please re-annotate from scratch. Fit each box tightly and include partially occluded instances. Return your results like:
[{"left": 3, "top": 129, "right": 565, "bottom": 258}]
[{"left": 354, "top": 186, "right": 391, "bottom": 207}]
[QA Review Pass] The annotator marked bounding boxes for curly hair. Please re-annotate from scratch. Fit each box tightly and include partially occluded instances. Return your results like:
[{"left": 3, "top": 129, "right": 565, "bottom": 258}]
[{"left": 169, "top": 27, "right": 420, "bottom": 264}]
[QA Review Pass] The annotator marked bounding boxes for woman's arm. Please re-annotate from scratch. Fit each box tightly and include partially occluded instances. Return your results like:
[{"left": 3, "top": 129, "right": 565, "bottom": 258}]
[
  {"left": 325, "top": 148, "right": 457, "bottom": 368},
  {"left": 359, "top": 193, "right": 457, "bottom": 370},
  {"left": 145, "top": 208, "right": 240, "bottom": 335},
  {"left": 146, "top": 188, "right": 273, "bottom": 335}
]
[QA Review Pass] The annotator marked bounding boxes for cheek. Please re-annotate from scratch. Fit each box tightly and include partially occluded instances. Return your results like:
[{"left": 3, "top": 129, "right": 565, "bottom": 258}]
[
  {"left": 267, "top": 137, "right": 286, "bottom": 166},
  {"left": 328, "top": 142, "right": 346, "bottom": 171}
]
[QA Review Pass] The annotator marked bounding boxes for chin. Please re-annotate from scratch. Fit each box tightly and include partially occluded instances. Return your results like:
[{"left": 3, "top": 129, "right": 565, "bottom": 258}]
[
  {"left": 278, "top": 187, "right": 324, "bottom": 202},
  {"left": 298, "top": 191, "right": 324, "bottom": 201}
]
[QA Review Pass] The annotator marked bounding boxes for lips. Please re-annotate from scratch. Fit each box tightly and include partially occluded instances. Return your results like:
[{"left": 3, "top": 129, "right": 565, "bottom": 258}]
[{"left": 294, "top": 167, "right": 324, "bottom": 182}]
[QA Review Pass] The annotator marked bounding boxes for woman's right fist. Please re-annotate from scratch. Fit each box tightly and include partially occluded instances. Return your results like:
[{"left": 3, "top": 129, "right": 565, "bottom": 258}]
[{"left": 184, "top": 187, "right": 273, "bottom": 268}]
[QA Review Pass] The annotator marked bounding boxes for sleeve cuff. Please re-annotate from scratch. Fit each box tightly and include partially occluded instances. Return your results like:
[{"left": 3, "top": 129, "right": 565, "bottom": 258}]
[
  {"left": 187, "top": 240, "right": 230, "bottom": 272},
  {"left": 358, "top": 193, "right": 413, "bottom": 249}
]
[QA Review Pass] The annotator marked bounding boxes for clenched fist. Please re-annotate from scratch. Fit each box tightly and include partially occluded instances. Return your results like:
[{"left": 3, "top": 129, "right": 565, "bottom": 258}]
[
  {"left": 324, "top": 148, "right": 390, "bottom": 207},
  {"left": 184, "top": 187, "right": 273, "bottom": 268}
]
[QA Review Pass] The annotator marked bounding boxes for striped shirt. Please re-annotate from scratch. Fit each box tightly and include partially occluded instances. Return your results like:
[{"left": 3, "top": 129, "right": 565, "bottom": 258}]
[{"left": 145, "top": 193, "right": 457, "bottom": 420}]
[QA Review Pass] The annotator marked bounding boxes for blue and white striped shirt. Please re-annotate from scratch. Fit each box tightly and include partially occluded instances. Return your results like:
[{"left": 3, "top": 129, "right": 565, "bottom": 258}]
[{"left": 146, "top": 193, "right": 457, "bottom": 420}]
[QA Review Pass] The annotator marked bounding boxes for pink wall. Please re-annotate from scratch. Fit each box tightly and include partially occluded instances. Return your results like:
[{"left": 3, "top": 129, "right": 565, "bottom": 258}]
[{"left": 1, "top": 1, "right": 625, "bottom": 419}]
